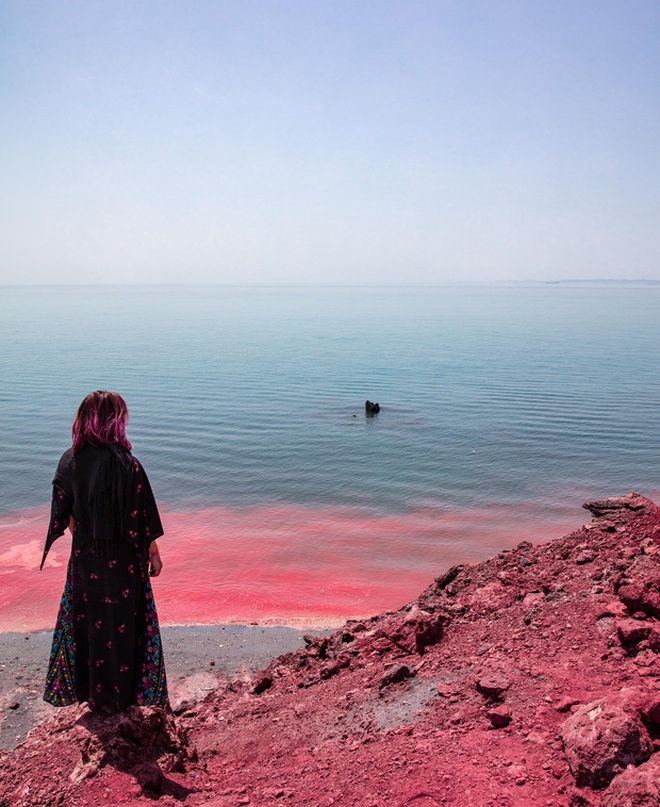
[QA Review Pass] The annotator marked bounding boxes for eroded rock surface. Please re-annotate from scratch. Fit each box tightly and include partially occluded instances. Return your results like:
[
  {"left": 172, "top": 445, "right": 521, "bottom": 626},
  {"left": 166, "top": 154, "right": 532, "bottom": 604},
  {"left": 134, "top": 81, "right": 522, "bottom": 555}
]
[
  {"left": 600, "top": 753, "right": 660, "bottom": 807},
  {"left": 561, "top": 697, "right": 653, "bottom": 788}
]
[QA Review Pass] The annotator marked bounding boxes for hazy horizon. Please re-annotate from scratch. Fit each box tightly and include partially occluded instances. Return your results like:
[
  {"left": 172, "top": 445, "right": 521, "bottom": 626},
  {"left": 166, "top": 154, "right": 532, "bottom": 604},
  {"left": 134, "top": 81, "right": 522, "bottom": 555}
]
[{"left": 2, "top": 277, "right": 660, "bottom": 288}]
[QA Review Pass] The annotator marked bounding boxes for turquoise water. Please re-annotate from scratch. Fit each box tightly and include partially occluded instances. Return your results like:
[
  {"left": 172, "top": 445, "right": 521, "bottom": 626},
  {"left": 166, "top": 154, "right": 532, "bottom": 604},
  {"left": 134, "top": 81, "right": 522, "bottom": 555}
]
[{"left": 2, "top": 284, "right": 660, "bottom": 519}]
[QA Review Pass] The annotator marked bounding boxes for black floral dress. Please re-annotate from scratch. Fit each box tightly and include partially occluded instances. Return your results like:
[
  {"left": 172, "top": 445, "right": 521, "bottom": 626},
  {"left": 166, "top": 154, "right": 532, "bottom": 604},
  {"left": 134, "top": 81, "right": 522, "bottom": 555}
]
[{"left": 41, "top": 444, "right": 168, "bottom": 712}]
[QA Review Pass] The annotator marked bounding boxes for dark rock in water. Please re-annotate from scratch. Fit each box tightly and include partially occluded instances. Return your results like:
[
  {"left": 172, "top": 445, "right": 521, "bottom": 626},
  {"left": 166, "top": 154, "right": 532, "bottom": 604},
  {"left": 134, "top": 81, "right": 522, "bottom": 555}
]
[{"left": 365, "top": 400, "right": 380, "bottom": 414}]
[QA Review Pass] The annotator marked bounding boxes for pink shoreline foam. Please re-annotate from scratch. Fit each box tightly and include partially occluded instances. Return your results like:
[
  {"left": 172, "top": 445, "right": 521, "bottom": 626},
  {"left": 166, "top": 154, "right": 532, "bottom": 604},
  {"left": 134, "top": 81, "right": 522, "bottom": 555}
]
[{"left": 0, "top": 495, "right": 625, "bottom": 634}]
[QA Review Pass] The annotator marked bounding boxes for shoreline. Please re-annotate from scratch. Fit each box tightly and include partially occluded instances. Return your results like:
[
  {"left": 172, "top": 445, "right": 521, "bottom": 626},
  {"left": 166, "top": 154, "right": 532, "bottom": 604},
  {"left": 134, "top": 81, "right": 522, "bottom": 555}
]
[
  {"left": 0, "top": 622, "right": 329, "bottom": 752},
  {"left": 0, "top": 500, "right": 587, "bottom": 634}
]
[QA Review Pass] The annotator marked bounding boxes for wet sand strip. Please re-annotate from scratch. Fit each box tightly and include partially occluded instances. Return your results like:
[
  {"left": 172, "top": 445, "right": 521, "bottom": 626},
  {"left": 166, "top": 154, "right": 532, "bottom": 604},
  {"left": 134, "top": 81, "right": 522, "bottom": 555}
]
[{"left": 0, "top": 624, "right": 327, "bottom": 751}]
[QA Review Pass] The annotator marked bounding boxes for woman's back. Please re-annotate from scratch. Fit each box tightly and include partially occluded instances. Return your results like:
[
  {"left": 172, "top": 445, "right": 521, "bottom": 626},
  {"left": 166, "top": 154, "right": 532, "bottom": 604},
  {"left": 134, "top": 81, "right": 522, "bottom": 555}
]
[{"left": 43, "top": 391, "right": 168, "bottom": 714}]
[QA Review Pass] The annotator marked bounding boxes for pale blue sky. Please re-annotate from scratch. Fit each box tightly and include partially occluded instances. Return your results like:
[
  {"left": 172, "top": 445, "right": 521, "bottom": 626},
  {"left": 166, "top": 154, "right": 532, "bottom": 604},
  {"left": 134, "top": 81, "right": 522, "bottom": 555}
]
[{"left": 1, "top": 1, "right": 659, "bottom": 284}]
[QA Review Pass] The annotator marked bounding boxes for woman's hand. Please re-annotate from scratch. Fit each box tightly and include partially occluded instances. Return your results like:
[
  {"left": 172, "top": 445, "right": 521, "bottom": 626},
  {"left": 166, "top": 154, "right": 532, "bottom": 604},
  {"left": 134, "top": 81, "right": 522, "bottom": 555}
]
[{"left": 149, "top": 541, "right": 163, "bottom": 577}]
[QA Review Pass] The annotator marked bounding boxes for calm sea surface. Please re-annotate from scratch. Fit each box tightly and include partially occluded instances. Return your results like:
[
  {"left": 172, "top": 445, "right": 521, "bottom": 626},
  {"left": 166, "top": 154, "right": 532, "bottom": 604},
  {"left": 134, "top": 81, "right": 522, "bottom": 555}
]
[{"left": 1, "top": 284, "right": 659, "bottom": 629}]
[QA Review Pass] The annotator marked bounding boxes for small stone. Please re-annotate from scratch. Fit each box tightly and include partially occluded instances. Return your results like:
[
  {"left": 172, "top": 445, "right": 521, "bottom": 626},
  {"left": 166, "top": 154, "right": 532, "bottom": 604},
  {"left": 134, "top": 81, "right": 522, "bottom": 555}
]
[
  {"left": 575, "top": 550, "right": 596, "bottom": 565},
  {"left": 252, "top": 676, "right": 273, "bottom": 695},
  {"left": 522, "top": 592, "right": 545, "bottom": 609},
  {"left": 477, "top": 674, "right": 510, "bottom": 701},
  {"left": 486, "top": 705, "right": 512, "bottom": 728},
  {"left": 556, "top": 696, "right": 580, "bottom": 713},
  {"left": 132, "top": 761, "right": 163, "bottom": 795},
  {"left": 617, "top": 618, "right": 655, "bottom": 644},
  {"left": 648, "top": 629, "right": 660, "bottom": 651},
  {"left": 305, "top": 637, "right": 328, "bottom": 658},
  {"left": 379, "top": 664, "right": 413, "bottom": 689},
  {"left": 320, "top": 656, "right": 350, "bottom": 680},
  {"left": 639, "top": 693, "right": 660, "bottom": 726},
  {"left": 449, "top": 707, "right": 470, "bottom": 725},
  {"left": 7, "top": 702, "right": 20, "bottom": 710}
]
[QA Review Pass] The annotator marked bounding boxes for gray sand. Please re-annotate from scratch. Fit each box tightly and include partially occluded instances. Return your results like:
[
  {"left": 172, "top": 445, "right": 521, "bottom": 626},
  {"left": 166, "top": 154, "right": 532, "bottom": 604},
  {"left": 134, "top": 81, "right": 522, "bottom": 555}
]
[{"left": 0, "top": 624, "right": 326, "bottom": 751}]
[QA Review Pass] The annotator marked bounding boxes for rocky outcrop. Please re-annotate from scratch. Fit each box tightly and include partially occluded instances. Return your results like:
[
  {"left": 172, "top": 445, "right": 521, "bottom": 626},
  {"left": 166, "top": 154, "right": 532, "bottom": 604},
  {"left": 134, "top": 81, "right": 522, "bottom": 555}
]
[
  {"left": 600, "top": 753, "right": 660, "bottom": 807},
  {"left": 561, "top": 697, "right": 653, "bottom": 788},
  {"left": 582, "top": 492, "right": 652, "bottom": 519},
  {"left": 2, "top": 492, "right": 660, "bottom": 806},
  {"left": 0, "top": 705, "right": 189, "bottom": 803}
]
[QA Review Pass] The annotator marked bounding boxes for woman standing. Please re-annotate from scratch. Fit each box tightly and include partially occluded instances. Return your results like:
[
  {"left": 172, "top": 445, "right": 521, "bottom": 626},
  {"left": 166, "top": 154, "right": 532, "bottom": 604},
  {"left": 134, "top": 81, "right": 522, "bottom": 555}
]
[{"left": 41, "top": 390, "right": 168, "bottom": 713}]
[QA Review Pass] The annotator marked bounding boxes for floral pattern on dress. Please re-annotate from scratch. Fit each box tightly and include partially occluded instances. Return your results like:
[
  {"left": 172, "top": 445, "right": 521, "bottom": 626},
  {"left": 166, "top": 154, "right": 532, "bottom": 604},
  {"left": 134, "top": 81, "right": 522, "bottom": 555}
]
[
  {"left": 43, "top": 564, "right": 76, "bottom": 707},
  {"left": 135, "top": 578, "right": 168, "bottom": 706}
]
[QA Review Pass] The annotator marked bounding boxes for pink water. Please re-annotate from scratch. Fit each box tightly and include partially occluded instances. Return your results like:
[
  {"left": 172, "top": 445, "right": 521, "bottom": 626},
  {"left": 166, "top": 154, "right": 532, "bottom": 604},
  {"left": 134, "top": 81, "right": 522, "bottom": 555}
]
[{"left": 0, "top": 500, "right": 592, "bottom": 634}]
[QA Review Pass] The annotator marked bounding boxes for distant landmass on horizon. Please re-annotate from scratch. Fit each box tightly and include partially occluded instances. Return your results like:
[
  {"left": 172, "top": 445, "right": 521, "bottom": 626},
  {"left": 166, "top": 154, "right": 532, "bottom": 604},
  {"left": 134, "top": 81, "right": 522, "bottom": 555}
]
[{"left": 516, "top": 278, "right": 660, "bottom": 286}]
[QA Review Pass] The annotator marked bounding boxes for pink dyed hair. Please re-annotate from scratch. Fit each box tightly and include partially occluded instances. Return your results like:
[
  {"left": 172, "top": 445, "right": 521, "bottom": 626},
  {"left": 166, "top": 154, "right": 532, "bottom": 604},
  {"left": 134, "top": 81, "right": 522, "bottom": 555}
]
[{"left": 72, "top": 390, "right": 132, "bottom": 452}]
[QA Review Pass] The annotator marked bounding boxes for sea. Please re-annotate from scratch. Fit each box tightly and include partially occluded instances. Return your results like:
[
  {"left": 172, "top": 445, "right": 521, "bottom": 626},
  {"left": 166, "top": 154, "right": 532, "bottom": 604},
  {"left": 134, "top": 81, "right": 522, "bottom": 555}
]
[{"left": 1, "top": 284, "right": 659, "bottom": 632}]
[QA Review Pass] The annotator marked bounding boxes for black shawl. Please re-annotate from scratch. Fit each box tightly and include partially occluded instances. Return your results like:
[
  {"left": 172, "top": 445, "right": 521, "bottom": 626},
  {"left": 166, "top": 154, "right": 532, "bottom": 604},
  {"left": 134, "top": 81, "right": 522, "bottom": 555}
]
[{"left": 41, "top": 444, "right": 163, "bottom": 569}]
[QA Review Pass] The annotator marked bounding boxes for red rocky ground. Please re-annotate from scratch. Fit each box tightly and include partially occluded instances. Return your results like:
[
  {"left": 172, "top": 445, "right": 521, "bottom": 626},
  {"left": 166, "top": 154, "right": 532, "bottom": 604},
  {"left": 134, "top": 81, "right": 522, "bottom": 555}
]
[{"left": 2, "top": 493, "right": 660, "bottom": 807}]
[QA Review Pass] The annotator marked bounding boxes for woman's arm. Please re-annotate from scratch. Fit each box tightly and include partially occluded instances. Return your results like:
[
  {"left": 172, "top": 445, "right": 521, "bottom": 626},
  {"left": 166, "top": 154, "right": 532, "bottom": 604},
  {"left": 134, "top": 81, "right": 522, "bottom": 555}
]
[
  {"left": 149, "top": 540, "right": 163, "bottom": 577},
  {"left": 41, "top": 483, "right": 73, "bottom": 570}
]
